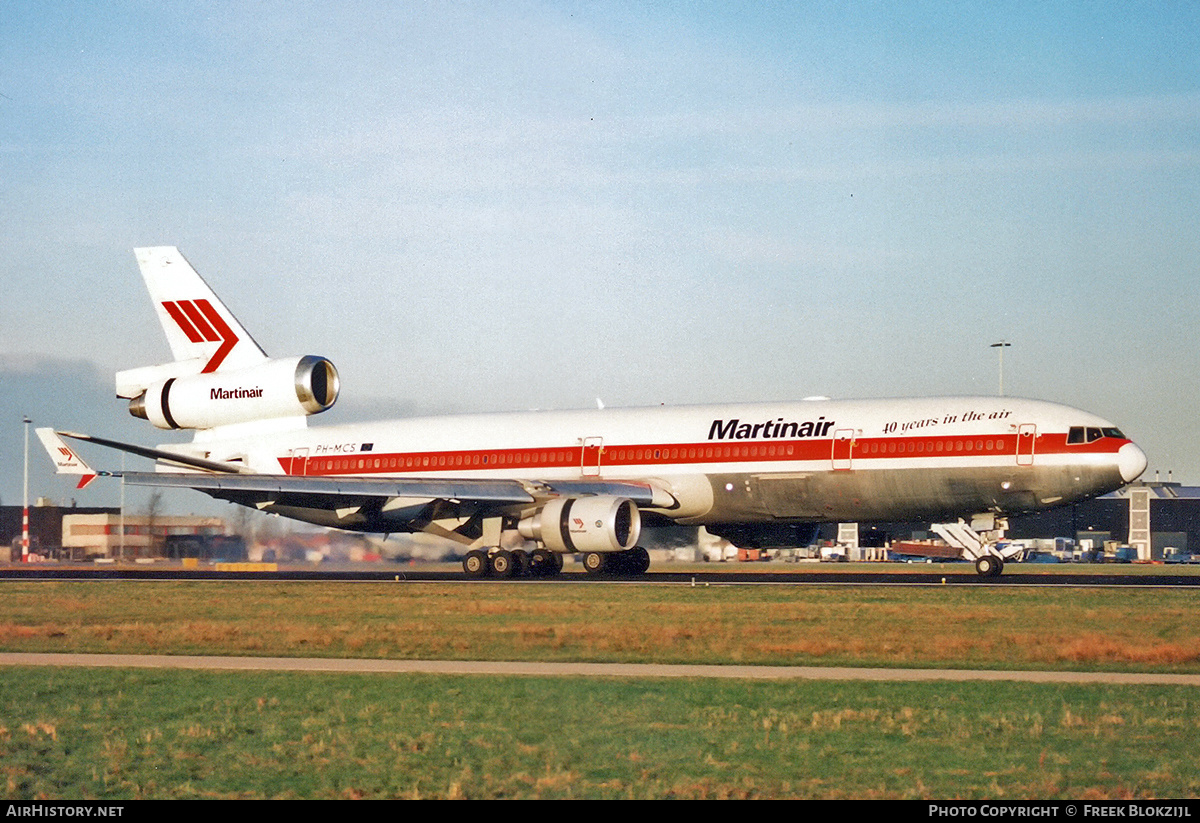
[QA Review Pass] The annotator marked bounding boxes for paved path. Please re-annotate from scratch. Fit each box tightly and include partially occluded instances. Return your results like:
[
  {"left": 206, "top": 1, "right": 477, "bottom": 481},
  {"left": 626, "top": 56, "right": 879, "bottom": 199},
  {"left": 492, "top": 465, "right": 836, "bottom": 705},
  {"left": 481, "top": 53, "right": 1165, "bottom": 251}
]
[{"left": 3, "top": 652, "right": 1199, "bottom": 685}]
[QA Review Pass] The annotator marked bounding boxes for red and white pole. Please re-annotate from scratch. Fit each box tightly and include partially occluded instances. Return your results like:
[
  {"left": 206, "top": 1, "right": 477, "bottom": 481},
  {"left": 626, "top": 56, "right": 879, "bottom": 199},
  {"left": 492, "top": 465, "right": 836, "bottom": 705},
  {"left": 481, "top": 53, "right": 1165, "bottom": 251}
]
[{"left": 22, "top": 416, "right": 30, "bottom": 561}]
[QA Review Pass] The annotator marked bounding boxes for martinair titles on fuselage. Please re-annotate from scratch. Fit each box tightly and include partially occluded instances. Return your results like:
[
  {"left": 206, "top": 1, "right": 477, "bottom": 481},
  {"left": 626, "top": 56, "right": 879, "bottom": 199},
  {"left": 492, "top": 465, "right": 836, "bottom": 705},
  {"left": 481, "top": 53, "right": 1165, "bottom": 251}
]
[{"left": 708, "top": 416, "right": 834, "bottom": 441}]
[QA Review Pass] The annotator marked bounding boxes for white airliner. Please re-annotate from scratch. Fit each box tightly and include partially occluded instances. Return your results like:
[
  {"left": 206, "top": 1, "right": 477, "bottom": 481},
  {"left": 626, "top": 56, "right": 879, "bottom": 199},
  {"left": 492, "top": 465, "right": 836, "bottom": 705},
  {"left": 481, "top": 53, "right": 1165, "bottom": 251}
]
[{"left": 40, "top": 247, "right": 1147, "bottom": 577}]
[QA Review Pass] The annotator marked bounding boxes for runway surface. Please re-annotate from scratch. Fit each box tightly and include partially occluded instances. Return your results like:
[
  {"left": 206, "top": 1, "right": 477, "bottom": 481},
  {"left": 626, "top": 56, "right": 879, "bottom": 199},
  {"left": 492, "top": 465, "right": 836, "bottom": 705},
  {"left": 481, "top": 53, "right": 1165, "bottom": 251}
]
[
  {"left": 4, "top": 651, "right": 1198, "bottom": 685},
  {"left": 3, "top": 564, "right": 1200, "bottom": 586}
]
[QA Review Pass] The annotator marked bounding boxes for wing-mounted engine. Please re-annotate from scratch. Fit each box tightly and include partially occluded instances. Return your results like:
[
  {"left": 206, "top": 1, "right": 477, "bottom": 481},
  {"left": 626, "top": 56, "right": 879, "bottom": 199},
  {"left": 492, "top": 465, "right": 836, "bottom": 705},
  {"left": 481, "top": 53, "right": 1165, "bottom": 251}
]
[
  {"left": 123, "top": 355, "right": 339, "bottom": 430},
  {"left": 518, "top": 496, "right": 641, "bottom": 553}
]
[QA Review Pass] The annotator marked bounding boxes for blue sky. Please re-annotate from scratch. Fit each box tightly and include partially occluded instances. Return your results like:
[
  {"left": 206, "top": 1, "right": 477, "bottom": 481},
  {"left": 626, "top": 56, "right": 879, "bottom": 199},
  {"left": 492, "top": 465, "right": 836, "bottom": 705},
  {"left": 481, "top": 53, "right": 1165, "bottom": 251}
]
[{"left": 2, "top": 2, "right": 1198, "bottom": 512}]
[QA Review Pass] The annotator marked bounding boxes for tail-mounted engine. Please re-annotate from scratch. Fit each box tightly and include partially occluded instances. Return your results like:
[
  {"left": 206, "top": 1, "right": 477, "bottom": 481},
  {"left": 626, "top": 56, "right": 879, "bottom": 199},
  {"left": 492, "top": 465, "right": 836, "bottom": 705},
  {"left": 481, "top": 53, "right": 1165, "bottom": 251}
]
[
  {"left": 128, "top": 355, "right": 339, "bottom": 430},
  {"left": 518, "top": 496, "right": 641, "bottom": 553}
]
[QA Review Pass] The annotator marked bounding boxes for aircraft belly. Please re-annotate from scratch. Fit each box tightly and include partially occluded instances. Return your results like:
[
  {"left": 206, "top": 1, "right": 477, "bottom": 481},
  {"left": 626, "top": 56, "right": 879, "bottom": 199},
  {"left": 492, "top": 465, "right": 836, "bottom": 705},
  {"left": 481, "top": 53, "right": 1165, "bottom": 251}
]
[{"left": 700, "top": 464, "right": 1126, "bottom": 524}]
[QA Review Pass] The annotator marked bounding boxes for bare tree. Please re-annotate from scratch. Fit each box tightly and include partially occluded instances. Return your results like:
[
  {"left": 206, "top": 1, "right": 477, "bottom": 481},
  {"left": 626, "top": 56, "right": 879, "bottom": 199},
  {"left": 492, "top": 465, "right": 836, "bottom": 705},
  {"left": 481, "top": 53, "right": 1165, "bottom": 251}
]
[{"left": 143, "top": 490, "right": 163, "bottom": 559}]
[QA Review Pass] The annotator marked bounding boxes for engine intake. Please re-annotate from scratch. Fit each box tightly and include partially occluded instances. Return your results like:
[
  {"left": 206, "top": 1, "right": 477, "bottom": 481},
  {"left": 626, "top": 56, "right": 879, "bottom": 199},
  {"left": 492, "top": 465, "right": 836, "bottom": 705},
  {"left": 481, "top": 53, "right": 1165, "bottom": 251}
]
[
  {"left": 130, "top": 355, "right": 339, "bottom": 430},
  {"left": 518, "top": 496, "right": 641, "bottom": 553}
]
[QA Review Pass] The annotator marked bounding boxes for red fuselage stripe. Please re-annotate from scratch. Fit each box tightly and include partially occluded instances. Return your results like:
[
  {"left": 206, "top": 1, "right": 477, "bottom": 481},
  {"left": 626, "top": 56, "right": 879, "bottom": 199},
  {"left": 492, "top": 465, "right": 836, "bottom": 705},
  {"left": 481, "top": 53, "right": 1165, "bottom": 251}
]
[{"left": 277, "top": 433, "right": 1129, "bottom": 476}]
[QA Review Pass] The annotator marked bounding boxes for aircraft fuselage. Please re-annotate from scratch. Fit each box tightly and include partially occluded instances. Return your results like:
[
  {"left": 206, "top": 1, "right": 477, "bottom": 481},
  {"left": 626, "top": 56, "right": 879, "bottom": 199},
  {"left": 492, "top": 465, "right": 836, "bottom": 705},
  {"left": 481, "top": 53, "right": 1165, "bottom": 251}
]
[{"left": 174, "top": 395, "right": 1145, "bottom": 533}]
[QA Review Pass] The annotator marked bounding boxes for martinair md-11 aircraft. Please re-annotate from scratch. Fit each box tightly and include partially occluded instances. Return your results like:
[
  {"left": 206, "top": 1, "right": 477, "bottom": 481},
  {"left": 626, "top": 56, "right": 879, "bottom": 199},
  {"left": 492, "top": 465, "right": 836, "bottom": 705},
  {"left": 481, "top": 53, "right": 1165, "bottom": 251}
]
[{"left": 40, "top": 247, "right": 1147, "bottom": 577}]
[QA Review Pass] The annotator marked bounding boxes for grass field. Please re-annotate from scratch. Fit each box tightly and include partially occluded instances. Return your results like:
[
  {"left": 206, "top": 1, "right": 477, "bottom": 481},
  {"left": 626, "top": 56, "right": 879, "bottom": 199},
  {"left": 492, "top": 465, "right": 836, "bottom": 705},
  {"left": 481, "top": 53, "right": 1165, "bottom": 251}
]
[
  {"left": 2, "top": 578, "right": 1199, "bottom": 799},
  {"left": 2, "top": 579, "right": 1199, "bottom": 671}
]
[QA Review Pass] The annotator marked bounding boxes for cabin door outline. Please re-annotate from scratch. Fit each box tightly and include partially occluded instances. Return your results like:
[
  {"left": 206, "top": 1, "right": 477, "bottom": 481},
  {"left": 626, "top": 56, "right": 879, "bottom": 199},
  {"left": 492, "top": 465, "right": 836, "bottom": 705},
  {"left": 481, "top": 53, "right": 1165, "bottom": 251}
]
[
  {"left": 581, "top": 437, "right": 603, "bottom": 476},
  {"left": 1016, "top": 424, "right": 1036, "bottom": 466},
  {"left": 832, "top": 429, "right": 855, "bottom": 471}
]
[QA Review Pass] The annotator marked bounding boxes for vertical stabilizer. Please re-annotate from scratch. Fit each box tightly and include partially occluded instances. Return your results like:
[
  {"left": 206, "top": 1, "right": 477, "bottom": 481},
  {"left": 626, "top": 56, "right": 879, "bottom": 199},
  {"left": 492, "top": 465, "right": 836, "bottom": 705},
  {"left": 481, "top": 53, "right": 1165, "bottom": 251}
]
[{"left": 134, "top": 246, "right": 268, "bottom": 372}]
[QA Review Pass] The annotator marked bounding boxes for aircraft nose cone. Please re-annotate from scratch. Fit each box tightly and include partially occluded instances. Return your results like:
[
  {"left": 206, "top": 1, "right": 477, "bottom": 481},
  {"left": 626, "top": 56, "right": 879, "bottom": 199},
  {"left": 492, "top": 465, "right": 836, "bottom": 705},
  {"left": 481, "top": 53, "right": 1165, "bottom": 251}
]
[{"left": 1118, "top": 442, "right": 1148, "bottom": 483}]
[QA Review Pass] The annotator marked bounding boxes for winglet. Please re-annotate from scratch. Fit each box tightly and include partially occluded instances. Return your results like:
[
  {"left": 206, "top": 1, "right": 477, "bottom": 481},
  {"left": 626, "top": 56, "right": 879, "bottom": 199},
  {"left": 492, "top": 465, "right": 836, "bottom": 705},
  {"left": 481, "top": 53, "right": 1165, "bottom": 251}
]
[{"left": 35, "top": 428, "right": 99, "bottom": 489}]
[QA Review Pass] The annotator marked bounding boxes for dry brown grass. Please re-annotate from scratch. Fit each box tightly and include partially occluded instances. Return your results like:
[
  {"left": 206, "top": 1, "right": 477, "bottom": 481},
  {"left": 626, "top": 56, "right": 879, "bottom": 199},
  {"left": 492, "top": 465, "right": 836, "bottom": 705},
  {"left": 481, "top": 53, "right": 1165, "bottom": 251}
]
[{"left": 1, "top": 580, "right": 1199, "bottom": 671}]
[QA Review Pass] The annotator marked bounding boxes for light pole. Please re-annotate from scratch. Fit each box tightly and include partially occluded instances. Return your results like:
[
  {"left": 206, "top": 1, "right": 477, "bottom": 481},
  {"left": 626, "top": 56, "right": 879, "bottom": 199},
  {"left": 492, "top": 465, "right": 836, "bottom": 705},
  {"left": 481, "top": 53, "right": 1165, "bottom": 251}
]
[
  {"left": 22, "top": 416, "right": 31, "bottom": 561},
  {"left": 990, "top": 342, "right": 1011, "bottom": 396}
]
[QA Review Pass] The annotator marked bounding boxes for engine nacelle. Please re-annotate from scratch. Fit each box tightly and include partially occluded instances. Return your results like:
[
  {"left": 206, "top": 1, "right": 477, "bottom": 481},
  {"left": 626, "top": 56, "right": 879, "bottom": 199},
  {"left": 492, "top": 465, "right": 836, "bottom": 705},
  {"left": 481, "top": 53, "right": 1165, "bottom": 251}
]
[
  {"left": 518, "top": 496, "right": 641, "bottom": 553},
  {"left": 129, "top": 355, "right": 339, "bottom": 430}
]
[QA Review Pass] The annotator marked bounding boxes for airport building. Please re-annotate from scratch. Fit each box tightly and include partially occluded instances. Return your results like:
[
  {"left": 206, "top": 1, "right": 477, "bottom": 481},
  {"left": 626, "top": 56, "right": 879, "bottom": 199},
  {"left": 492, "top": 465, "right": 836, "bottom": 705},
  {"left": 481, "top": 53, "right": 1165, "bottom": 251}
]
[
  {"left": 1, "top": 503, "right": 115, "bottom": 562},
  {"left": 60, "top": 512, "right": 229, "bottom": 560},
  {"left": 5, "top": 481, "right": 1198, "bottom": 564},
  {"left": 850, "top": 481, "right": 1200, "bottom": 562},
  {"left": 1, "top": 504, "right": 229, "bottom": 562}
]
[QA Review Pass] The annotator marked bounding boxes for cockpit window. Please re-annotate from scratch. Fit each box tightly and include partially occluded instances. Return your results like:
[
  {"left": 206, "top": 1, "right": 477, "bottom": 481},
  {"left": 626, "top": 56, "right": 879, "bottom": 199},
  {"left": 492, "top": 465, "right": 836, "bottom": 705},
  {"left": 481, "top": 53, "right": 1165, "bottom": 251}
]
[{"left": 1069, "top": 425, "right": 1126, "bottom": 443}]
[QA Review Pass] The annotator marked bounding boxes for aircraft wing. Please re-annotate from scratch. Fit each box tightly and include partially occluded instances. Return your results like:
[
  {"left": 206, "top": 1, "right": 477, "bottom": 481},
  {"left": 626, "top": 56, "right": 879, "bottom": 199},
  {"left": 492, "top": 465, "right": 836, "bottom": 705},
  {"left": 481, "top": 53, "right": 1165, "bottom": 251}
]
[
  {"left": 119, "top": 472, "right": 666, "bottom": 508},
  {"left": 41, "top": 426, "right": 674, "bottom": 536},
  {"left": 55, "top": 431, "right": 248, "bottom": 474},
  {"left": 119, "top": 472, "right": 672, "bottom": 537},
  {"left": 121, "top": 471, "right": 537, "bottom": 504}
]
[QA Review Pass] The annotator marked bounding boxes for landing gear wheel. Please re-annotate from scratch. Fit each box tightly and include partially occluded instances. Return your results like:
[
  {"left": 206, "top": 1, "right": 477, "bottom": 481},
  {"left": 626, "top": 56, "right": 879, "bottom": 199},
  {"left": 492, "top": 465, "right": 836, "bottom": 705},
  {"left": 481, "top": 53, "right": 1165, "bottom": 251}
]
[
  {"left": 489, "top": 549, "right": 515, "bottom": 579},
  {"left": 628, "top": 546, "right": 650, "bottom": 575},
  {"left": 582, "top": 552, "right": 608, "bottom": 575},
  {"left": 463, "top": 550, "right": 490, "bottom": 579},
  {"left": 605, "top": 547, "right": 651, "bottom": 576},
  {"left": 975, "top": 555, "right": 1003, "bottom": 578},
  {"left": 511, "top": 549, "right": 531, "bottom": 578},
  {"left": 530, "top": 548, "right": 559, "bottom": 578}
]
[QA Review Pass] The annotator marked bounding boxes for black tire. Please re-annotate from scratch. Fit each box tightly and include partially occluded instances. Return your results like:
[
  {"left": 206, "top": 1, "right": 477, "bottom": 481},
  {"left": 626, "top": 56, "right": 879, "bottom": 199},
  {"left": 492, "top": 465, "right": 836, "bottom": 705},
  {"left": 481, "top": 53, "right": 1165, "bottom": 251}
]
[
  {"left": 607, "top": 551, "right": 630, "bottom": 575},
  {"left": 629, "top": 546, "right": 651, "bottom": 575},
  {"left": 511, "top": 549, "right": 531, "bottom": 578},
  {"left": 582, "top": 552, "right": 607, "bottom": 575},
  {"left": 606, "top": 548, "right": 650, "bottom": 576},
  {"left": 490, "top": 549, "right": 514, "bottom": 579},
  {"left": 530, "top": 548, "right": 555, "bottom": 577},
  {"left": 975, "top": 555, "right": 1002, "bottom": 577},
  {"left": 463, "top": 550, "right": 490, "bottom": 578}
]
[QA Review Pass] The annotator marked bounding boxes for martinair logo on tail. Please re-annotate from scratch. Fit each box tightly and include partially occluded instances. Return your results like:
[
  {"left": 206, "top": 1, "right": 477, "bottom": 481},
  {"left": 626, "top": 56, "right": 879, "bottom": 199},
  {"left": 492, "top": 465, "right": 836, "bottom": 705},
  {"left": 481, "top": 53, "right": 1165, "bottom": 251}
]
[{"left": 160, "top": 299, "right": 240, "bottom": 373}]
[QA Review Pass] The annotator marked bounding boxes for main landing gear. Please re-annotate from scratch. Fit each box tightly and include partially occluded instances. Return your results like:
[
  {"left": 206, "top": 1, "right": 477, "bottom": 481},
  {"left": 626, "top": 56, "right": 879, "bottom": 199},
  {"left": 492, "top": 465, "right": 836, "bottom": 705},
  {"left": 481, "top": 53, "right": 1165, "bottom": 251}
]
[
  {"left": 462, "top": 548, "right": 564, "bottom": 579},
  {"left": 461, "top": 546, "right": 651, "bottom": 579}
]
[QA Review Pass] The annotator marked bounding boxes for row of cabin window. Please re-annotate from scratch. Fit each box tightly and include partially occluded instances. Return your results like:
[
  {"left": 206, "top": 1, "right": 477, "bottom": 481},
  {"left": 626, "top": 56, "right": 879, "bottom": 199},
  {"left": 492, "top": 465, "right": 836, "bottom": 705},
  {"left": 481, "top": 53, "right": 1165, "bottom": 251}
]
[
  {"left": 307, "top": 432, "right": 1061, "bottom": 474},
  {"left": 611, "top": 445, "right": 799, "bottom": 461},
  {"left": 311, "top": 444, "right": 806, "bottom": 472},
  {"left": 308, "top": 438, "right": 1026, "bottom": 473},
  {"left": 860, "top": 438, "right": 1009, "bottom": 455},
  {"left": 314, "top": 452, "right": 575, "bottom": 472}
]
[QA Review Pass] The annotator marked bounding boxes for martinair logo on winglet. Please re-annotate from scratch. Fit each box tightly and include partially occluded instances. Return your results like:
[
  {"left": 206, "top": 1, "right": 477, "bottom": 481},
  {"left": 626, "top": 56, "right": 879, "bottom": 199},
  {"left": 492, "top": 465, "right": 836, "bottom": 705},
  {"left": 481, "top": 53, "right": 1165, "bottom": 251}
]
[
  {"left": 161, "top": 299, "right": 239, "bottom": 373},
  {"left": 55, "top": 445, "right": 96, "bottom": 488}
]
